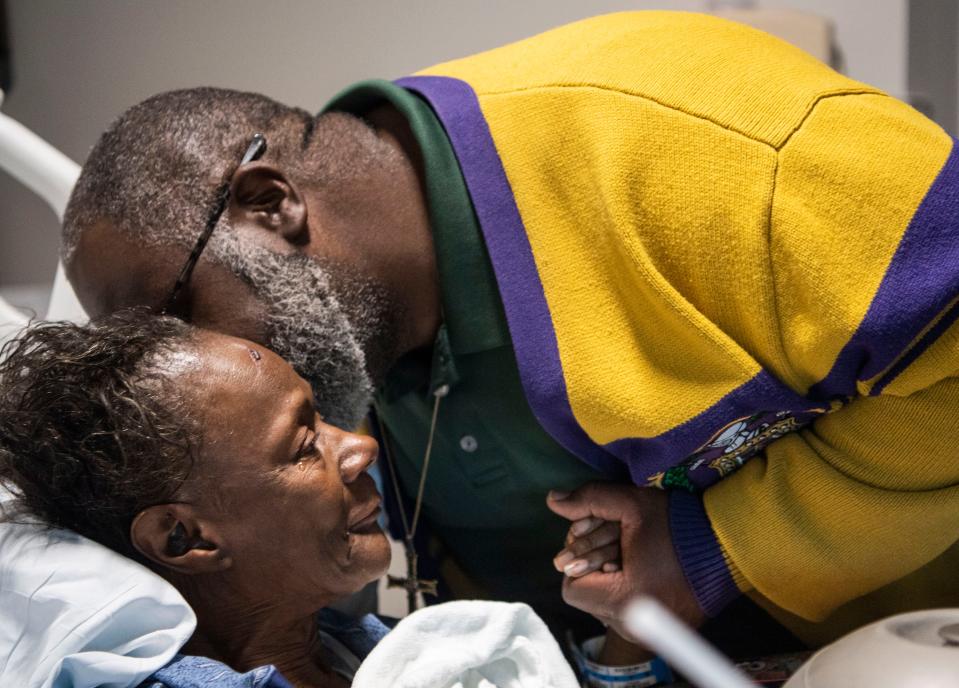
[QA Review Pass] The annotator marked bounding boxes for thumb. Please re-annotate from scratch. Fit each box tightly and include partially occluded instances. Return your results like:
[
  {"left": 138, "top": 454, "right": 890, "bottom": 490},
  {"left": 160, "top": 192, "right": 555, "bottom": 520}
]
[{"left": 547, "top": 482, "right": 638, "bottom": 523}]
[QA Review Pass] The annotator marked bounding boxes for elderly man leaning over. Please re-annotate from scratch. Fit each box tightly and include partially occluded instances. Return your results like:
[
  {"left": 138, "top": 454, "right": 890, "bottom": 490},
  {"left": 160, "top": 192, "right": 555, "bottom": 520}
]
[{"left": 64, "top": 10, "right": 959, "bottom": 661}]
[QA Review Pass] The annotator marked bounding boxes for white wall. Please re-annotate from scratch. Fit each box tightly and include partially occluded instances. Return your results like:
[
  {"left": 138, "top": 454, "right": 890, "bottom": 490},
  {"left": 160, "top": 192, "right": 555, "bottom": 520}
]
[
  {"left": 761, "top": 0, "right": 908, "bottom": 97},
  {"left": 0, "top": 0, "right": 909, "bottom": 298}
]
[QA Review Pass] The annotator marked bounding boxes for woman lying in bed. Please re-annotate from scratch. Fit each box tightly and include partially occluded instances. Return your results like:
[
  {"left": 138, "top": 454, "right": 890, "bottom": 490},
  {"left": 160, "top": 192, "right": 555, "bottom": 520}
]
[
  {"left": 0, "top": 314, "right": 631, "bottom": 687},
  {"left": 0, "top": 313, "right": 391, "bottom": 688}
]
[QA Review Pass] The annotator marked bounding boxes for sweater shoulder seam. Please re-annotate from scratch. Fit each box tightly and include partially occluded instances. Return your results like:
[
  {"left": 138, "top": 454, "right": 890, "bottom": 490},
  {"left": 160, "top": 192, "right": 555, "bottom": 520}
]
[{"left": 475, "top": 82, "right": 881, "bottom": 150}]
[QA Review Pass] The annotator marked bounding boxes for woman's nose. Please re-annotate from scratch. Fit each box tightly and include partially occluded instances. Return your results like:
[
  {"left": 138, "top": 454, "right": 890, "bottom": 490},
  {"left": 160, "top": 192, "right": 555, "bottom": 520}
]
[{"left": 338, "top": 431, "right": 379, "bottom": 483}]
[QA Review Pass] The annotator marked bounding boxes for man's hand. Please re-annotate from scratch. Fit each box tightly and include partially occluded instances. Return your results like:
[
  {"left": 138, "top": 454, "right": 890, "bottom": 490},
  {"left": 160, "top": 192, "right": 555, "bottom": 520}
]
[{"left": 547, "top": 482, "right": 705, "bottom": 641}]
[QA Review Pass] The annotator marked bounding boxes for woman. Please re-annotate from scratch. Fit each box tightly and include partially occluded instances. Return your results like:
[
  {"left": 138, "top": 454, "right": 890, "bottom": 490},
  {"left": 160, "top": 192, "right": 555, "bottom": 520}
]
[
  {"left": 0, "top": 313, "right": 391, "bottom": 687},
  {"left": 0, "top": 314, "right": 646, "bottom": 688}
]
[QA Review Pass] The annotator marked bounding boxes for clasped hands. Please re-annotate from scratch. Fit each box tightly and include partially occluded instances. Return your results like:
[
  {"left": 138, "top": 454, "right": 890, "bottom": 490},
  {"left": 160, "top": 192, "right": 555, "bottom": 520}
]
[{"left": 547, "top": 482, "right": 705, "bottom": 645}]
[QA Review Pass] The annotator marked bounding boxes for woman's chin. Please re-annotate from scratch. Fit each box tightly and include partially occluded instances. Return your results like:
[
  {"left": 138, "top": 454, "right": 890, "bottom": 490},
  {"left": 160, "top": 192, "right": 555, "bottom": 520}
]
[
  {"left": 369, "top": 527, "right": 392, "bottom": 579},
  {"left": 346, "top": 525, "right": 392, "bottom": 585}
]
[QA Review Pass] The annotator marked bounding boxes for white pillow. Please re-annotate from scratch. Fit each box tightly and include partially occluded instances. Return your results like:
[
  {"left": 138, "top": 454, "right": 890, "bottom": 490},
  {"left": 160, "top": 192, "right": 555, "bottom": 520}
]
[{"left": 0, "top": 500, "right": 195, "bottom": 688}]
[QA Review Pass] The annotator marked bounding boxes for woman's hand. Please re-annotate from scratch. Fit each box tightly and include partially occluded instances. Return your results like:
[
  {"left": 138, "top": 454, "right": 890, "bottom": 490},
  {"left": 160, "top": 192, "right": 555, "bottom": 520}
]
[
  {"left": 552, "top": 515, "right": 622, "bottom": 578},
  {"left": 598, "top": 627, "right": 655, "bottom": 666}
]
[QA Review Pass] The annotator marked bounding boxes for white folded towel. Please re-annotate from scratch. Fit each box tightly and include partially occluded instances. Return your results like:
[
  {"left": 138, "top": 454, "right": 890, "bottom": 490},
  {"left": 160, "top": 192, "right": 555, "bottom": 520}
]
[{"left": 352, "top": 600, "right": 580, "bottom": 688}]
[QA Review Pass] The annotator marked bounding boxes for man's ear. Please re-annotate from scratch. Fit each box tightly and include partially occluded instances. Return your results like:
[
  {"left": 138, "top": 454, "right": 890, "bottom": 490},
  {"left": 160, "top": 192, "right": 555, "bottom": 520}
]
[
  {"left": 229, "top": 162, "right": 309, "bottom": 245},
  {"left": 130, "top": 504, "right": 232, "bottom": 575}
]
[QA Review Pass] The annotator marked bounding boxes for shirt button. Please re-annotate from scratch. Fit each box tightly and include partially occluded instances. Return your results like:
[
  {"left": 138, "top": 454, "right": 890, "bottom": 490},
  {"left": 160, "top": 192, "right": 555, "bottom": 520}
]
[{"left": 459, "top": 435, "right": 479, "bottom": 453}]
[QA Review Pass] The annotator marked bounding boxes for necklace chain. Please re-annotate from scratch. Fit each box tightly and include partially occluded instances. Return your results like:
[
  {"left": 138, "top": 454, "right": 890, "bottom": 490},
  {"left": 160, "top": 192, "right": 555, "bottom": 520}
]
[{"left": 376, "top": 384, "right": 447, "bottom": 614}]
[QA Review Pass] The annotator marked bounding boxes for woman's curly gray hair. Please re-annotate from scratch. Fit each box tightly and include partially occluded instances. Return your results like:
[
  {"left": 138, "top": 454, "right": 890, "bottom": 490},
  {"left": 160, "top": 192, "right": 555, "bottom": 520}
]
[{"left": 0, "top": 312, "right": 199, "bottom": 561}]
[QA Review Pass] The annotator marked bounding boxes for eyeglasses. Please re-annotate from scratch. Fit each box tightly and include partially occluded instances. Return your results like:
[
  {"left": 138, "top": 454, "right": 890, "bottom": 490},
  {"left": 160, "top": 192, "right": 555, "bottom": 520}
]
[{"left": 162, "top": 133, "right": 268, "bottom": 315}]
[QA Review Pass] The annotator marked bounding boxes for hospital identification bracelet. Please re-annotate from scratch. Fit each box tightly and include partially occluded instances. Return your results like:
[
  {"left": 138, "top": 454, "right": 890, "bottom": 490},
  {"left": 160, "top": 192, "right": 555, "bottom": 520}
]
[{"left": 572, "top": 635, "right": 673, "bottom": 688}]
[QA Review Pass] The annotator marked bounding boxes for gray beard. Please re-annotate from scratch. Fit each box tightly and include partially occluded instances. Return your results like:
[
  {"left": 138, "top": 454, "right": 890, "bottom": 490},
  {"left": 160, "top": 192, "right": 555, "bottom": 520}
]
[{"left": 210, "top": 232, "right": 395, "bottom": 429}]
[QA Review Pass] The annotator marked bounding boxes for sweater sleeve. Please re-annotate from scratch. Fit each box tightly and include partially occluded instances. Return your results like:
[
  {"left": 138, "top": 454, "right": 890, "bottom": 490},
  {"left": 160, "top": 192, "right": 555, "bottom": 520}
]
[
  {"left": 703, "top": 360, "right": 959, "bottom": 620},
  {"left": 668, "top": 489, "right": 745, "bottom": 618},
  {"left": 687, "top": 90, "right": 959, "bottom": 622}
]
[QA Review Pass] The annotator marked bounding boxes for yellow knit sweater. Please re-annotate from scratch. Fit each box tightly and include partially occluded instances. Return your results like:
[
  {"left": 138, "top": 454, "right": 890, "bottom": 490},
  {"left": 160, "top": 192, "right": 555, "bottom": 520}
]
[{"left": 397, "top": 10, "right": 959, "bottom": 635}]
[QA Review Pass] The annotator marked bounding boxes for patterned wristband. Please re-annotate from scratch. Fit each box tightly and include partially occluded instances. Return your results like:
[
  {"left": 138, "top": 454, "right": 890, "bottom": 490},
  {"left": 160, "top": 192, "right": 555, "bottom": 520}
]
[{"left": 571, "top": 635, "right": 674, "bottom": 688}]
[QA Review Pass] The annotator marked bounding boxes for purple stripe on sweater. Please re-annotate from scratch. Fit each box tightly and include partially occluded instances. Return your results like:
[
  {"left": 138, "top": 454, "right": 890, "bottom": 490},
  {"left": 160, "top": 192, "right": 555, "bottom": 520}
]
[
  {"left": 608, "top": 370, "right": 813, "bottom": 486},
  {"left": 871, "top": 294, "right": 959, "bottom": 395},
  {"left": 669, "top": 490, "right": 741, "bottom": 618},
  {"left": 395, "top": 75, "right": 624, "bottom": 478},
  {"left": 810, "top": 138, "right": 959, "bottom": 400}
]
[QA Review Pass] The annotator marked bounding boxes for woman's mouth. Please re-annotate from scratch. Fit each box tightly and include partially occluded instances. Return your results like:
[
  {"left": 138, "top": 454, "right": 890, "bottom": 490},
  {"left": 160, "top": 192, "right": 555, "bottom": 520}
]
[{"left": 347, "top": 498, "right": 382, "bottom": 533}]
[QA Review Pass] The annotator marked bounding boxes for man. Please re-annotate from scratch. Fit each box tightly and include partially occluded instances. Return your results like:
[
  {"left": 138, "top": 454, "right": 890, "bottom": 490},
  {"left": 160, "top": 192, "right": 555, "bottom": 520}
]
[{"left": 64, "top": 10, "right": 959, "bottom": 655}]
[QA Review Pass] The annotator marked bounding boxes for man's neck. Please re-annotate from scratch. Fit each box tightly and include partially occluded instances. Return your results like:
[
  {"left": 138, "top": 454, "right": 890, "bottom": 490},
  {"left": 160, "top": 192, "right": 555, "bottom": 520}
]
[{"left": 365, "top": 103, "right": 443, "bottom": 356}]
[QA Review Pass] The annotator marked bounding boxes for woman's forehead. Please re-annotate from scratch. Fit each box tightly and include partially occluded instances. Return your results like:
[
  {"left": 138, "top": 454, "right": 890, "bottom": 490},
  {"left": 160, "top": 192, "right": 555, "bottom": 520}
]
[
  {"left": 191, "top": 334, "right": 304, "bottom": 419},
  {"left": 181, "top": 336, "right": 309, "bottom": 483},
  {"left": 197, "top": 331, "right": 272, "bottom": 373}
]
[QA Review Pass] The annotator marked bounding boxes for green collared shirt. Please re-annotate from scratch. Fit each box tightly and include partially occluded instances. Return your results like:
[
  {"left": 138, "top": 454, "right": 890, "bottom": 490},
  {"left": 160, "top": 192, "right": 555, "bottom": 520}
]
[{"left": 325, "top": 81, "right": 603, "bottom": 617}]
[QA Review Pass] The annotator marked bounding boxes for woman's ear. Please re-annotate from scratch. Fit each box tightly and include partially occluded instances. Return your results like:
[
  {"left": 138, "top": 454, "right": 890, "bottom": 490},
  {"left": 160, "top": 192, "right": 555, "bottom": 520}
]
[
  {"left": 130, "top": 504, "right": 232, "bottom": 575},
  {"left": 229, "top": 161, "right": 309, "bottom": 245}
]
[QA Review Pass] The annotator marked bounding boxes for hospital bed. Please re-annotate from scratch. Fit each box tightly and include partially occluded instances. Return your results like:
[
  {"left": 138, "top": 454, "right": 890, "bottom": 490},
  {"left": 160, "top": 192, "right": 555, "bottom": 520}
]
[
  {"left": 0, "top": 93, "right": 196, "bottom": 688},
  {"left": 0, "top": 89, "right": 86, "bottom": 339}
]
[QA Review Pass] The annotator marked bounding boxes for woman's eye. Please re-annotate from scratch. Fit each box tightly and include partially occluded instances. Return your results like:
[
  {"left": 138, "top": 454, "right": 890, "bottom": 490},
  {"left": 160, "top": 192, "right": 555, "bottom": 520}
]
[{"left": 295, "top": 430, "right": 319, "bottom": 463}]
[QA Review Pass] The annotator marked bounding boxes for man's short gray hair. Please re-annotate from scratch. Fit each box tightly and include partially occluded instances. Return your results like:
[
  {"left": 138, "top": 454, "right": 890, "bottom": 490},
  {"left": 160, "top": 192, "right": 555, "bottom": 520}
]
[{"left": 62, "top": 87, "right": 313, "bottom": 261}]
